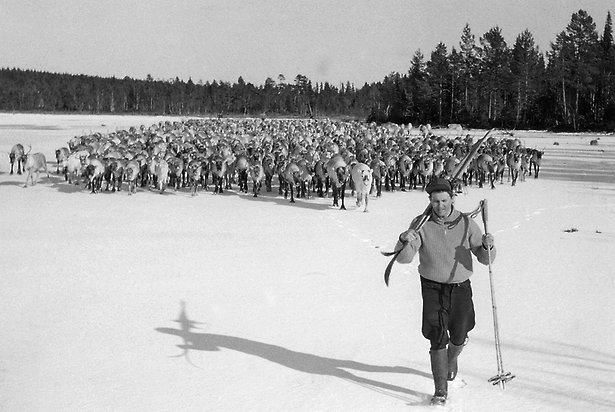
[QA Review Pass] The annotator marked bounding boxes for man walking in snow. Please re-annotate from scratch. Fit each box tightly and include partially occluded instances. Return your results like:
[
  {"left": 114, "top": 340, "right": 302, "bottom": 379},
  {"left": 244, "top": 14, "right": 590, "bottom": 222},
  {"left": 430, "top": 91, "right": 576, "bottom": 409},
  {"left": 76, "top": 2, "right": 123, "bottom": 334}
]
[{"left": 395, "top": 177, "right": 495, "bottom": 406}]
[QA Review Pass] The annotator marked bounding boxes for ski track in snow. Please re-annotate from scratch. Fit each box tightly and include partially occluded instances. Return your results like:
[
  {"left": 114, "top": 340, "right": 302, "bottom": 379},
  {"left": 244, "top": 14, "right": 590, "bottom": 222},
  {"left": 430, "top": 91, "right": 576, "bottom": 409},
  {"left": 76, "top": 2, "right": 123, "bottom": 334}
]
[{"left": 501, "top": 202, "right": 615, "bottom": 234}]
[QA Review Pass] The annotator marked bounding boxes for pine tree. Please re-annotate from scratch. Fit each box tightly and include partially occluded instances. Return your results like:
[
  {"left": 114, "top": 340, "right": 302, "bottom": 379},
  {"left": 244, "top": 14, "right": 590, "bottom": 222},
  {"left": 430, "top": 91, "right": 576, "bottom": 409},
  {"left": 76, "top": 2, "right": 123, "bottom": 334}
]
[
  {"left": 599, "top": 11, "right": 615, "bottom": 127},
  {"left": 407, "top": 49, "right": 430, "bottom": 122},
  {"left": 459, "top": 23, "right": 481, "bottom": 123},
  {"left": 510, "top": 29, "right": 544, "bottom": 127},
  {"left": 547, "top": 9, "right": 600, "bottom": 130},
  {"left": 479, "top": 26, "right": 511, "bottom": 124},
  {"left": 426, "top": 42, "right": 450, "bottom": 125}
]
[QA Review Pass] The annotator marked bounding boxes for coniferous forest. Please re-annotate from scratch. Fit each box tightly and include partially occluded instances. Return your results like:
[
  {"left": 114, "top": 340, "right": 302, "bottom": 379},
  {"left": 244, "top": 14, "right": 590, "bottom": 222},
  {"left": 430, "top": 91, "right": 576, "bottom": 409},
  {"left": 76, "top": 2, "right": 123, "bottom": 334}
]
[{"left": 2, "top": 9, "right": 615, "bottom": 131}]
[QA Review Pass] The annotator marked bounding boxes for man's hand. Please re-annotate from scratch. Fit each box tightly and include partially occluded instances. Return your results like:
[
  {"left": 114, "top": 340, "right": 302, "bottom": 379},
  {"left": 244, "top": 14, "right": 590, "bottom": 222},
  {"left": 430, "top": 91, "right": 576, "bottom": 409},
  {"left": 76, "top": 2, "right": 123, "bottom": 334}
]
[
  {"left": 482, "top": 233, "right": 495, "bottom": 249},
  {"left": 399, "top": 229, "right": 419, "bottom": 244}
]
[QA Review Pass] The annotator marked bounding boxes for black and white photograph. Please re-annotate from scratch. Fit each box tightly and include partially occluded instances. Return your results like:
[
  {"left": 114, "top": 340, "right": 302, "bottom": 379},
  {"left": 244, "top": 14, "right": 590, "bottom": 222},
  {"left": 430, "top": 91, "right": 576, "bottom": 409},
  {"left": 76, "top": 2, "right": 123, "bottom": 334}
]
[{"left": 1, "top": 1, "right": 614, "bottom": 410}]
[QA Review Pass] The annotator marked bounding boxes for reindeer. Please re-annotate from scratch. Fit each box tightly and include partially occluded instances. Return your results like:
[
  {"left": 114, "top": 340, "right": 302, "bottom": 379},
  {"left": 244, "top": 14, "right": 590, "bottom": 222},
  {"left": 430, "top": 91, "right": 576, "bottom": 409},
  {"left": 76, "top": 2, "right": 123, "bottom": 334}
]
[
  {"left": 296, "top": 158, "right": 313, "bottom": 199},
  {"left": 198, "top": 155, "right": 210, "bottom": 191},
  {"left": 313, "top": 158, "right": 329, "bottom": 197},
  {"left": 494, "top": 155, "right": 507, "bottom": 185},
  {"left": 351, "top": 162, "right": 373, "bottom": 212},
  {"left": 222, "top": 153, "right": 236, "bottom": 190},
  {"left": 443, "top": 156, "right": 463, "bottom": 193},
  {"left": 124, "top": 160, "right": 140, "bottom": 194},
  {"left": 168, "top": 157, "right": 185, "bottom": 191},
  {"left": 234, "top": 155, "right": 250, "bottom": 193},
  {"left": 369, "top": 157, "right": 386, "bottom": 196},
  {"left": 65, "top": 152, "right": 85, "bottom": 185},
  {"left": 325, "top": 154, "right": 349, "bottom": 209},
  {"left": 103, "top": 159, "right": 121, "bottom": 192},
  {"left": 84, "top": 157, "right": 106, "bottom": 193},
  {"left": 397, "top": 154, "right": 412, "bottom": 191},
  {"left": 210, "top": 154, "right": 231, "bottom": 194},
  {"left": 23, "top": 152, "right": 50, "bottom": 187},
  {"left": 507, "top": 152, "right": 522, "bottom": 186},
  {"left": 281, "top": 161, "right": 301, "bottom": 203},
  {"left": 187, "top": 159, "right": 202, "bottom": 196},
  {"left": 154, "top": 158, "right": 169, "bottom": 193},
  {"left": 54, "top": 147, "right": 70, "bottom": 176},
  {"left": 383, "top": 152, "right": 398, "bottom": 191},
  {"left": 529, "top": 149, "right": 544, "bottom": 178},
  {"left": 417, "top": 155, "right": 434, "bottom": 191},
  {"left": 145, "top": 157, "right": 160, "bottom": 189},
  {"left": 476, "top": 153, "right": 496, "bottom": 189},
  {"left": 249, "top": 163, "right": 265, "bottom": 197},
  {"left": 520, "top": 153, "right": 530, "bottom": 183},
  {"left": 443, "top": 156, "right": 459, "bottom": 178},
  {"left": 9, "top": 144, "right": 27, "bottom": 174},
  {"left": 262, "top": 153, "right": 276, "bottom": 192},
  {"left": 432, "top": 156, "right": 445, "bottom": 178}
]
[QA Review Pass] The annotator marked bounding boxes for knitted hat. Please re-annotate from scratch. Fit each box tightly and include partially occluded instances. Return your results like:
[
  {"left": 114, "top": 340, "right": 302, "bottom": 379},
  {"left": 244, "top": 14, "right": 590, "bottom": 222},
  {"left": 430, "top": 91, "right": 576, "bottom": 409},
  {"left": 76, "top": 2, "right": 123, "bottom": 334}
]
[{"left": 426, "top": 177, "right": 453, "bottom": 194}]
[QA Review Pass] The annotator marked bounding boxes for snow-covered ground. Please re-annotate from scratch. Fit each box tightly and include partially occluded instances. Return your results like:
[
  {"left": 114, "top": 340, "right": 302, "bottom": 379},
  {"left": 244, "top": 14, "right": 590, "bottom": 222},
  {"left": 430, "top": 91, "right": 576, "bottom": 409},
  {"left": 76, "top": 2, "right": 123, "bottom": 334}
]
[{"left": 1, "top": 113, "right": 614, "bottom": 411}]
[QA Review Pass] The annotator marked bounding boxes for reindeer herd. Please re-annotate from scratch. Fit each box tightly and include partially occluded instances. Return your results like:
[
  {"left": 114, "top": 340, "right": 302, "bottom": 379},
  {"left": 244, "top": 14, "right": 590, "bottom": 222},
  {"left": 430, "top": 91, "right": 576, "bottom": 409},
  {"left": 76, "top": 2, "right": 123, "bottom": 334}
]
[{"left": 6, "top": 118, "right": 544, "bottom": 211}]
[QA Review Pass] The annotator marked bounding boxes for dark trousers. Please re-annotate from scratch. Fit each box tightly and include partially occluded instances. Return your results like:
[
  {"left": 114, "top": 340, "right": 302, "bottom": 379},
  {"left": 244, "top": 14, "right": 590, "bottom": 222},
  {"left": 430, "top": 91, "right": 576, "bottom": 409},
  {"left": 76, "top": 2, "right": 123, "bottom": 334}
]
[{"left": 420, "top": 276, "right": 475, "bottom": 350}]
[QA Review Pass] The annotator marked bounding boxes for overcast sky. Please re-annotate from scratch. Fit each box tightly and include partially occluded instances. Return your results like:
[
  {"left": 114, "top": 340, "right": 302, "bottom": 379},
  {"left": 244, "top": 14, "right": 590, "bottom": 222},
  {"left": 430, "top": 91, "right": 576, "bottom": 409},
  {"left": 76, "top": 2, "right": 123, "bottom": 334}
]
[{"left": 1, "top": 0, "right": 611, "bottom": 86}]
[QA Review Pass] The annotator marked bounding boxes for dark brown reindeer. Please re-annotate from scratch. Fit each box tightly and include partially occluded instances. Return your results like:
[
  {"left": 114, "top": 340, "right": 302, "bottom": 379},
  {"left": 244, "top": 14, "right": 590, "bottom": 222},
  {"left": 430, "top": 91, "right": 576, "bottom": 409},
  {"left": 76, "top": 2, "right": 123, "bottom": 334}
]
[
  {"left": 281, "top": 161, "right": 301, "bottom": 203},
  {"left": 313, "top": 158, "right": 329, "bottom": 197},
  {"left": 210, "top": 154, "right": 232, "bottom": 194},
  {"left": 262, "top": 153, "right": 276, "bottom": 192},
  {"left": 234, "top": 155, "right": 250, "bottom": 194},
  {"left": 325, "top": 154, "right": 349, "bottom": 210},
  {"left": 529, "top": 149, "right": 544, "bottom": 178}
]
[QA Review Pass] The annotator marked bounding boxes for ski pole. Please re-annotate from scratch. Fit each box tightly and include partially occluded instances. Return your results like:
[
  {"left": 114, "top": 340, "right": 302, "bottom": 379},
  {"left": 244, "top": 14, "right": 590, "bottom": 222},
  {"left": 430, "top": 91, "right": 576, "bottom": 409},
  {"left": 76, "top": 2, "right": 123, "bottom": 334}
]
[{"left": 481, "top": 199, "right": 514, "bottom": 389}]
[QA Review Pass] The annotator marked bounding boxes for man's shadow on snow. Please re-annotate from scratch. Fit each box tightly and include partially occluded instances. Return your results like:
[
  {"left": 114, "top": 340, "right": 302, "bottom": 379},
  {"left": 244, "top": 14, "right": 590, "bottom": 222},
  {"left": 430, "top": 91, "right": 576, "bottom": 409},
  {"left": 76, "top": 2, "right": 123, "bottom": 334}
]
[{"left": 155, "top": 301, "right": 431, "bottom": 402}]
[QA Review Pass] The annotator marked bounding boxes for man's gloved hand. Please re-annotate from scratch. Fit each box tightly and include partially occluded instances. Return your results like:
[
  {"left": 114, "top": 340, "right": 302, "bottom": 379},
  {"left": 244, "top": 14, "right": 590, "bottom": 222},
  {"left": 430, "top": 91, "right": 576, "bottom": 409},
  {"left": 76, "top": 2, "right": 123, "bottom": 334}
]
[
  {"left": 482, "top": 233, "right": 495, "bottom": 249},
  {"left": 399, "top": 229, "right": 419, "bottom": 244}
]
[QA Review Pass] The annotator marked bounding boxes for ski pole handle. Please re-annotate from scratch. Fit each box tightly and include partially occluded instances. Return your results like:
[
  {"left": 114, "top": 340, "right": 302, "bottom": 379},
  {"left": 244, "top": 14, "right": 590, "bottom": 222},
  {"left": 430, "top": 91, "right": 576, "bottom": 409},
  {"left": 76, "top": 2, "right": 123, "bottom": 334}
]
[{"left": 481, "top": 199, "right": 489, "bottom": 233}]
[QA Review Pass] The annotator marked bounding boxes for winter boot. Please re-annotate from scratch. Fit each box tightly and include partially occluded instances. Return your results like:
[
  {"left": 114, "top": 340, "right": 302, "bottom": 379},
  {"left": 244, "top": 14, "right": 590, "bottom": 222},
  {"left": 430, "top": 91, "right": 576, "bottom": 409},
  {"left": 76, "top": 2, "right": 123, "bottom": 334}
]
[
  {"left": 430, "top": 348, "right": 448, "bottom": 406},
  {"left": 447, "top": 341, "right": 465, "bottom": 381}
]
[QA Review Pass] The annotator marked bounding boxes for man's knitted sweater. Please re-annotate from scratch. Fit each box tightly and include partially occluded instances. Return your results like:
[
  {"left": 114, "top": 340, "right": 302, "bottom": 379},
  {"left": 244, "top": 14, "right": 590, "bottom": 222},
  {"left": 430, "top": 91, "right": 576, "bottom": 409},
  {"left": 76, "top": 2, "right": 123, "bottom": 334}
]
[{"left": 395, "top": 208, "right": 496, "bottom": 284}]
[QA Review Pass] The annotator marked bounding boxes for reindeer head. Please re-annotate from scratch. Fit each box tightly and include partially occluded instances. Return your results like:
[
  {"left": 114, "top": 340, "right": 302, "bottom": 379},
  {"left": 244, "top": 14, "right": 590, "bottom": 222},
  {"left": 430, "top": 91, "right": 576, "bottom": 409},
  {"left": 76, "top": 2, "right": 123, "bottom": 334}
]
[
  {"left": 361, "top": 169, "right": 373, "bottom": 183},
  {"left": 336, "top": 166, "right": 348, "bottom": 182}
]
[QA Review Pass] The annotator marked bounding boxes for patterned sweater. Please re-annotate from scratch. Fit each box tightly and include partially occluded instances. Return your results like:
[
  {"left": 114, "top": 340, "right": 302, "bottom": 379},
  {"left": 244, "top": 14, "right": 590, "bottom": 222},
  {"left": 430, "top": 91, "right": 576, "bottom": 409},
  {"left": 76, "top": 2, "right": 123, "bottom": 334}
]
[{"left": 395, "top": 208, "right": 496, "bottom": 284}]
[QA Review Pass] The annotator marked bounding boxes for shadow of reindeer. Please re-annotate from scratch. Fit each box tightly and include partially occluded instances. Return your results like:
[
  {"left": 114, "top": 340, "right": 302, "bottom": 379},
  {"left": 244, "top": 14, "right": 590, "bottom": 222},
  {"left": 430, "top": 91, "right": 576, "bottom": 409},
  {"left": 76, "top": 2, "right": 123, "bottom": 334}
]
[{"left": 156, "top": 302, "right": 431, "bottom": 403}]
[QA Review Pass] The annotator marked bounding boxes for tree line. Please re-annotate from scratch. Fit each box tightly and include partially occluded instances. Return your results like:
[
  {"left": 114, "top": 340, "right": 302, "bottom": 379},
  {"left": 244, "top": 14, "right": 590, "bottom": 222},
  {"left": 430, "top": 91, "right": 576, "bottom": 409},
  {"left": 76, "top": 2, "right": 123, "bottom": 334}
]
[{"left": 1, "top": 9, "right": 614, "bottom": 131}]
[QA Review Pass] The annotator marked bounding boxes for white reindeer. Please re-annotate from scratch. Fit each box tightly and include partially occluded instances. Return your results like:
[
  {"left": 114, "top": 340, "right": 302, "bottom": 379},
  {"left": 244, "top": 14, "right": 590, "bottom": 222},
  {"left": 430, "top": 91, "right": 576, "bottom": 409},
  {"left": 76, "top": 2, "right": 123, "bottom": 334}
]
[
  {"left": 351, "top": 162, "right": 373, "bottom": 212},
  {"left": 23, "top": 153, "right": 50, "bottom": 187}
]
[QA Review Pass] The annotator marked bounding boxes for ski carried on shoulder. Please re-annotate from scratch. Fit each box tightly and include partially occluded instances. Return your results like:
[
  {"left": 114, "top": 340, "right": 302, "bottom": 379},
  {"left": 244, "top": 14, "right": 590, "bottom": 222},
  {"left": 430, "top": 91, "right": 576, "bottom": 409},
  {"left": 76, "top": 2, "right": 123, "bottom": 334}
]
[{"left": 381, "top": 129, "right": 493, "bottom": 286}]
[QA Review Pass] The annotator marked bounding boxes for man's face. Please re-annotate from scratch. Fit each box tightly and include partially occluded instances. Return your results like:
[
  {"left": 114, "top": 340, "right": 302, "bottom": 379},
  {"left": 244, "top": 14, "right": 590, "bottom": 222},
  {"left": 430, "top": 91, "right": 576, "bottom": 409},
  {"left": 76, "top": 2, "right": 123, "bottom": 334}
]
[{"left": 430, "top": 191, "right": 454, "bottom": 218}]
